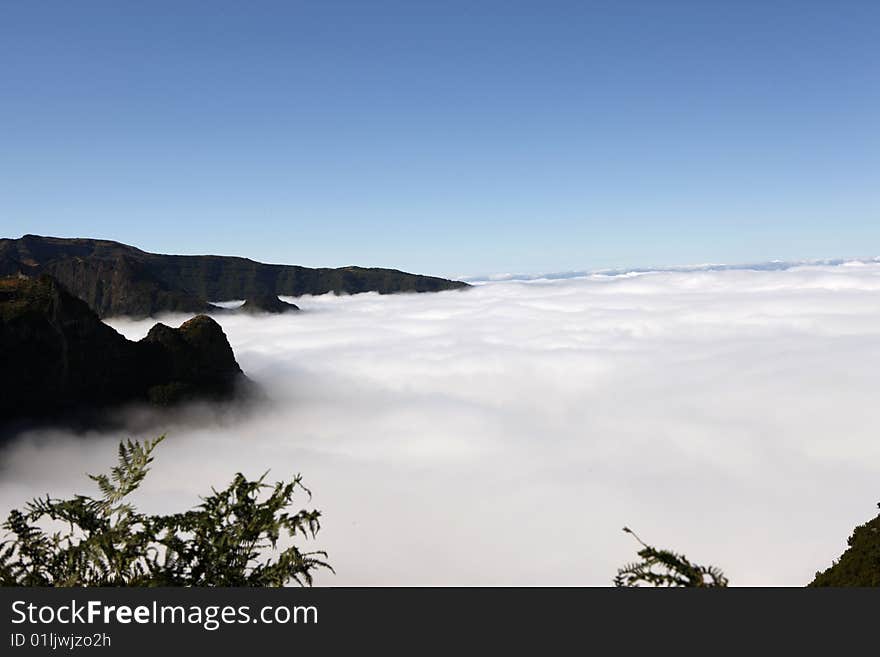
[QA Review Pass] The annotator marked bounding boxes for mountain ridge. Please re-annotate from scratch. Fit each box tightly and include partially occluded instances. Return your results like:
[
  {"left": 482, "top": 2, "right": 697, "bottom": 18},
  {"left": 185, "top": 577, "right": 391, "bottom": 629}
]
[{"left": 0, "top": 234, "right": 469, "bottom": 317}]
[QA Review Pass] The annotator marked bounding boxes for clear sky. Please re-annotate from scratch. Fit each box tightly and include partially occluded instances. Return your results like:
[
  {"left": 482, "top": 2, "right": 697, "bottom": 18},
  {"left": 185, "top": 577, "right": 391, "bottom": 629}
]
[{"left": 1, "top": 1, "right": 878, "bottom": 277}]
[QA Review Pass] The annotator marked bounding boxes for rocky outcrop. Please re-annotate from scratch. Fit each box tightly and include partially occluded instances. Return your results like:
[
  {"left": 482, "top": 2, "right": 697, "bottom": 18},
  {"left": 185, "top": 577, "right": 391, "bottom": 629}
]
[
  {"left": 139, "top": 315, "right": 243, "bottom": 404},
  {"left": 0, "top": 234, "right": 469, "bottom": 318},
  {"left": 0, "top": 275, "right": 244, "bottom": 423},
  {"left": 238, "top": 293, "right": 300, "bottom": 314}
]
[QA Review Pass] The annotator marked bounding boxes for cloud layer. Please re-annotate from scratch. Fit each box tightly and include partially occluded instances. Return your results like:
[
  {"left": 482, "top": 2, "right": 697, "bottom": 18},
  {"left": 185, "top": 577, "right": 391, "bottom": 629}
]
[{"left": 3, "top": 262, "right": 880, "bottom": 585}]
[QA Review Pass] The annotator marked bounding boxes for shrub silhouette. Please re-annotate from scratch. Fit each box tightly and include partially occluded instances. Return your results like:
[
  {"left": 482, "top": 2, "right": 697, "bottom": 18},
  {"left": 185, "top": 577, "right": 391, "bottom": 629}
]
[
  {"left": 0, "top": 436, "right": 331, "bottom": 586},
  {"left": 615, "top": 527, "right": 728, "bottom": 587}
]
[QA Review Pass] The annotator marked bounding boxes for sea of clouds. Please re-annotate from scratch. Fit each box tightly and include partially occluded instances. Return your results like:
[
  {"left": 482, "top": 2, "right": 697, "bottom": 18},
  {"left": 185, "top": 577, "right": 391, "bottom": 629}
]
[{"left": 2, "top": 261, "right": 880, "bottom": 586}]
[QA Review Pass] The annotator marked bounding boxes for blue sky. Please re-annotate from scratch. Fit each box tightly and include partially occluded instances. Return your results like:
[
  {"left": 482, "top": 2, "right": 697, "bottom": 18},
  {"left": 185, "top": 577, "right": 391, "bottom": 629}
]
[{"left": 1, "top": 1, "right": 878, "bottom": 277}]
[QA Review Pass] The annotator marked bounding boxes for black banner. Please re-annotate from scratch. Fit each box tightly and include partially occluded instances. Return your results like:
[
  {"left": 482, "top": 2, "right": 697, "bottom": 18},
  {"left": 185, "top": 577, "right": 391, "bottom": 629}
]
[{"left": 0, "top": 587, "right": 875, "bottom": 654}]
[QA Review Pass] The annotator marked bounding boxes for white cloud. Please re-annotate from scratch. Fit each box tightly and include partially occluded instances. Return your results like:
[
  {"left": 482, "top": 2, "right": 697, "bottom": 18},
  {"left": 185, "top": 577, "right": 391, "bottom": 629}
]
[{"left": 3, "top": 262, "right": 880, "bottom": 585}]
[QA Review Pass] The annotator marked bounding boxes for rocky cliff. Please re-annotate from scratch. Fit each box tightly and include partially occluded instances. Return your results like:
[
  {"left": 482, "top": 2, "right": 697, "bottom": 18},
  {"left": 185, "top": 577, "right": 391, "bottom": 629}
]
[
  {"left": 0, "top": 235, "right": 468, "bottom": 317},
  {"left": 0, "top": 275, "right": 244, "bottom": 422}
]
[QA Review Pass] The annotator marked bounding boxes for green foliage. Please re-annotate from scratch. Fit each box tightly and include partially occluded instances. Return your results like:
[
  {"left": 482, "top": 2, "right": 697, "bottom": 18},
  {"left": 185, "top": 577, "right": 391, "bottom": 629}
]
[
  {"left": 614, "top": 527, "right": 728, "bottom": 588},
  {"left": 809, "top": 506, "right": 880, "bottom": 587},
  {"left": 0, "top": 436, "right": 331, "bottom": 586}
]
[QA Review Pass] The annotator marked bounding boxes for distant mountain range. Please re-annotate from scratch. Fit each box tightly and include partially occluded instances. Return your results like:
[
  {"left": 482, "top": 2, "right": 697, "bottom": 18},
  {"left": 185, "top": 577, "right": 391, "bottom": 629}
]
[
  {"left": 0, "top": 235, "right": 469, "bottom": 317},
  {"left": 462, "top": 257, "right": 880, "bottom": 283}
]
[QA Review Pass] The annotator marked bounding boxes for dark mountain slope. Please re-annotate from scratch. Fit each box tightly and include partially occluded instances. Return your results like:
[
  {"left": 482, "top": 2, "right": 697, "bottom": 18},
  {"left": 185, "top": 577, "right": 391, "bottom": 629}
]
[
  {"left": 0, "top": 274, "right": 244, "bottom": 423},
  {"left": 0, "top": 235, "right": 469, "bottom": 317}
]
